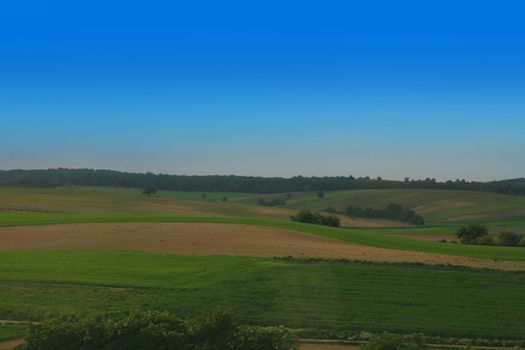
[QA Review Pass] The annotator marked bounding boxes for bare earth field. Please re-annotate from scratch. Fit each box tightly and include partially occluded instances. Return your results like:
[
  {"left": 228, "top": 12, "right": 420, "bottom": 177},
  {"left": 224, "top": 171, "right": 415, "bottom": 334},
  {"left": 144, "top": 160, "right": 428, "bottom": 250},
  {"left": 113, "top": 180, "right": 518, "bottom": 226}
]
[{"left": 1, "top": 222, "right": 524, "bottom": 270}]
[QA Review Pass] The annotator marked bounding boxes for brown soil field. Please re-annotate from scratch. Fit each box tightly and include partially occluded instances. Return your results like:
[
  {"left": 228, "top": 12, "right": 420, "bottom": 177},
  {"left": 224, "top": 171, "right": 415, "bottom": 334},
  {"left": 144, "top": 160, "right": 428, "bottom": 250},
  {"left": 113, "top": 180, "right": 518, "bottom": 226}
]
[{"left": 1, "top": 223, "right": 524, "bottom": 270}]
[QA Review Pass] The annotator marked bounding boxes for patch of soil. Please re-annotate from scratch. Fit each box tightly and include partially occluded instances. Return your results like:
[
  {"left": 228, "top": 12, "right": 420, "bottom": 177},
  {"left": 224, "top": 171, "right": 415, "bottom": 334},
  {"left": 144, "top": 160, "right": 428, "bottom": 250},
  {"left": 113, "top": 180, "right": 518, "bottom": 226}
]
[
  {"left": 0, "top": 338, "right": 24, "bottom": 350},
  {"left": 1, "top": 223, "right": 524, "bottom": 271}
]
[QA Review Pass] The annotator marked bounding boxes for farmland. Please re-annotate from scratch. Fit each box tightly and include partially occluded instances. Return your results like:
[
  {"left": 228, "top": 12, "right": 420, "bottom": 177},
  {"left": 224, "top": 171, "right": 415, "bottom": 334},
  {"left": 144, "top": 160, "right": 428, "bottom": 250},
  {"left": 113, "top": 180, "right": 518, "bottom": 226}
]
[
  {"left": 1, "top": 186, "right": 525, "bottom": 344},
  {"left": 1, "top": 252, "right": 525, "bottom": 339}
]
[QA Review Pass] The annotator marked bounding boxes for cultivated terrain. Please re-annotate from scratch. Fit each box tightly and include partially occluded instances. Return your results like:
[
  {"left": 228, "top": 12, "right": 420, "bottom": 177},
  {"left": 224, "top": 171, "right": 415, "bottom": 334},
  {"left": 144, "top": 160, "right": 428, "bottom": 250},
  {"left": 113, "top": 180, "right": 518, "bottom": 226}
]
[{"left": 1, "top": 185, "right": 525, "bottom": 348}]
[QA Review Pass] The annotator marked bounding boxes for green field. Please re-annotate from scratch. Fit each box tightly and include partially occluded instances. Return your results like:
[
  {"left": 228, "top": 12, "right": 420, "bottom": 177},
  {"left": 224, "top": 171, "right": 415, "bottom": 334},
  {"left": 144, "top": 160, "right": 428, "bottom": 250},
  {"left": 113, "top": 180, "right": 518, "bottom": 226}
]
[
  {"left": 0, "top": 251, "right": 524, "bottom": 339},
  {"left": 1, "top": 186, "right": 525, "bottom": 340},
  {"left": 2, "top": 210, "right": 525, "bottom": 262},
  {"left": 0, "top": 324, "right": 26, "bottom": 342}
]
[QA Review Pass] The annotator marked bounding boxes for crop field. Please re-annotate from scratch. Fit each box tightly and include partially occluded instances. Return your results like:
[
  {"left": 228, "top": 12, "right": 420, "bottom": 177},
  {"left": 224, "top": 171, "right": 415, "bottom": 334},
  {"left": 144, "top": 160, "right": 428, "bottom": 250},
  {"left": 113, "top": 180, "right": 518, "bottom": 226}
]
[
  {"left": 1, "top": 186, "right": 525, "bottom": 342},
  {"left": 1, "top": 252, "right": 525, "bottom": 339},
  {"left": 0, "top": 324, "right": 26, "bottom": 343}
]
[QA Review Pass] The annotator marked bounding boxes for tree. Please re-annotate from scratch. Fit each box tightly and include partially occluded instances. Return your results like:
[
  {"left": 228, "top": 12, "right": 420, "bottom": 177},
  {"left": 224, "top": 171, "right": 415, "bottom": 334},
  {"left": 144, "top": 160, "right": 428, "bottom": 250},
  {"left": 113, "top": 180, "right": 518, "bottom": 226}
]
[
  {"left": 455, "top": 224, "right": 488, "bottom": 244},
  {"left": 201, "top": 193, "right": 207, "bottom": 199},
  {"left": 317, "top": 191, "right": 324, "bottom": 199},
  {"left": 497, "top": 231, "right": 523, "bottom": 246},
  {"left": 290, "top": 210, "right": 340, "bottom": 227},
  {"left": 221, "top": 196, "right": 228, "bottom": 202},
  {"left": 142, "top": 183, "right": 157, "bottom": 196}
]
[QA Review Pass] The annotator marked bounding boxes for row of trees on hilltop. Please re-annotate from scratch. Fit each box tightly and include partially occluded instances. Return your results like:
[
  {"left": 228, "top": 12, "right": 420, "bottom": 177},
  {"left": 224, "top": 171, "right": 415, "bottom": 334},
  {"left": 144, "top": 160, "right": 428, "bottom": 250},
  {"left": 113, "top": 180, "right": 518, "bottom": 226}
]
[
  {"left": 340, "top": 203, "right": 425, "bottom": 226},
  {"left": 1, "top": 168, "right": 524, "bottom": 196}
]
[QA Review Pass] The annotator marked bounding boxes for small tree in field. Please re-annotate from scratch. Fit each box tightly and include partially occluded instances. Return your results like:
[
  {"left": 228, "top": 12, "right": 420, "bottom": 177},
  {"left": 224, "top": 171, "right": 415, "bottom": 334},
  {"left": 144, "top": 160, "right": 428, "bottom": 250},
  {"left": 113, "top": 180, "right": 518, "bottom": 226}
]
[
  {"left": 317, "top": 191, "right": 324, "bottom": 199},
  {"left": 142, "top": 183, "right": 157, "bottom": 196},
  {"left": 456, "top": 224, "right": 488, "bottom": 244}
]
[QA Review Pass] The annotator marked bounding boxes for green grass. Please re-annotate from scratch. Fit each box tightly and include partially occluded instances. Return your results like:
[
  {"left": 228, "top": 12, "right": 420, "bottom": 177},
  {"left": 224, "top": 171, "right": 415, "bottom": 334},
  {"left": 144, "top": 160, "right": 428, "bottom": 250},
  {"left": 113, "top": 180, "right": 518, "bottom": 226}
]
[
  {"left": 0, "top": 323, "right": 27, "bottom": 342},
  {"left": 0, "top": 251, "right": 524, "bottom": 339},
  {"left": 251, "top": 189, "right": 525, "bottom": 223},
  {"left": 2, "top": 211, "right": 525, "bottom": 262}
]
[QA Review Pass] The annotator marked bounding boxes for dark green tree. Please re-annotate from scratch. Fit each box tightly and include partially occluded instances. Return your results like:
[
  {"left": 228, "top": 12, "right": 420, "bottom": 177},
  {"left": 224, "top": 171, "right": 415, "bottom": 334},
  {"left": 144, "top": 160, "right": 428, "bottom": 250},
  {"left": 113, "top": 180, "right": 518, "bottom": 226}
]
[
  {"left": 317, "top": 191, "right": 324, "bottom": 199},
  {"left": 142, "top": 183, "right": 157, "bottom": 196},
  {"left": 497, "top": 231, "right": 523, "bottom": 246},
  {"left": 455, "top": 224, "right": 488, "bottom": 244}
]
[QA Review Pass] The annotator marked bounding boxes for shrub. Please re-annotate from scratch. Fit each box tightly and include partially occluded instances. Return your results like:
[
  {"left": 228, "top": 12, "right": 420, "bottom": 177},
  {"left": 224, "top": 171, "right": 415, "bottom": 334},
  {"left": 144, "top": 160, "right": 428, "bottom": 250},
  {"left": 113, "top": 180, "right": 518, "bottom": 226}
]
[
  {"left": 455, "top": 224, "right": 488, "bottom": 244},
  {"left": 518, "top": 236, "right": 525, "bottom": 247},
  {"left": 142, "top": 183, "right": 157, "bottom": 196},
  {"left": 496, "top": 231, "right": 523, "bottom": 247},
  {"left": 290, "top": 210, "right": 340, "bottom": 227},
  {"left": 362, "top": 333, "right": 424, "bottom": 350},
  {"left": 22, "top": 311, "right": 297, "bottom": 350},
  {"left": 235, "top": 326, "right": 298, "bottom": 350},
  {"left": 475, "top": 235, "right": 496, "bottom": 246}
]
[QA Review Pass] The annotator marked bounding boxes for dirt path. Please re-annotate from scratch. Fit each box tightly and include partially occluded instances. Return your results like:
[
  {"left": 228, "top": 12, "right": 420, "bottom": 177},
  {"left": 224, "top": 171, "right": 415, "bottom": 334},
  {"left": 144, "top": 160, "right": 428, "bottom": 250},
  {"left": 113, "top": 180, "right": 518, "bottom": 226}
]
[
  {"left": 0, "top": 339, "right": 23, "bottom": 350},
  {"left": 1, "top": 223, "right": 524, "bottom": 271}
]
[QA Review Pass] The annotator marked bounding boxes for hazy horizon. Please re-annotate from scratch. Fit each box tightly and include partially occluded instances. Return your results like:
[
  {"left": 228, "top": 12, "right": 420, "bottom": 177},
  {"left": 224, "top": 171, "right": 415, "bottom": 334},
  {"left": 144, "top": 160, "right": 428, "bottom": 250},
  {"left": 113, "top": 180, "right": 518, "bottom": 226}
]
[
  {"left": 2, "top": 1, "right": 524, "bottom": 181},
  {"left": 1, "top": 167, "right": 522, "bottom": 183}
]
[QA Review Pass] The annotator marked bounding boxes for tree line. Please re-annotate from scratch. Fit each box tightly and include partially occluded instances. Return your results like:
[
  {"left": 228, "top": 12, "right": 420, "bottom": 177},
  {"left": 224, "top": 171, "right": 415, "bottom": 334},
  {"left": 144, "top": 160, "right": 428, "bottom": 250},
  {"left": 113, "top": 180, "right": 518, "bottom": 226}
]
[
  {"left": 291, "top": 210, "right": 341, "bottom": 227},
  {"left": 1, "top": 168, "right": 524, "bottom": 196},
  {"left": 333, "top": 203, "right": 425, "bottom": 226},
  {"left": 455, "top": 224, "right": 525, "bottom": 247}
]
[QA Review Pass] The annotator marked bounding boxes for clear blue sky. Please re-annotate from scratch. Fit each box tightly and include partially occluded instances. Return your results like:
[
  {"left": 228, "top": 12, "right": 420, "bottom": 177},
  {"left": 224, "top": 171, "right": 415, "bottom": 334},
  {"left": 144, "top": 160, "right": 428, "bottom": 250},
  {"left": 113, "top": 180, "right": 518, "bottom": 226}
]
[{"left": 1, "top": 1, "right": 524, "bottom": 180}]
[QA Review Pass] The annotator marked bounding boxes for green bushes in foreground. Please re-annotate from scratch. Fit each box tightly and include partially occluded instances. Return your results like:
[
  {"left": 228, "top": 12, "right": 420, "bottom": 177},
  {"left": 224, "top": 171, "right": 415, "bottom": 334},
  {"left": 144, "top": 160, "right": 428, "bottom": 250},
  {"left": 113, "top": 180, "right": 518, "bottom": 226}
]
[
  {"left": 21, "top": 310, "right": 297, "bottom": 350},
  {"left": 362, "top": 333, "right": 424, "bottom": 350},
  {"left": 290, "top": 210, "right": 340, "bottom": 227}
]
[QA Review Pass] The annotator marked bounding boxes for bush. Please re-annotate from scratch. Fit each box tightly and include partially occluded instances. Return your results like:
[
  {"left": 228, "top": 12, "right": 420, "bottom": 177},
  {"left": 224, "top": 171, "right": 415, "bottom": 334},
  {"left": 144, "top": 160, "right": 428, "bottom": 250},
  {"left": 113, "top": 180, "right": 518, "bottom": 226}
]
[
  {"left": 496, "top": 231, "right": 524, "bottom": 247},
  {"left": 475, "top": 235, "right": 496, "bottom": 246},
  {"left": 235, "top": 326, "right": 297, "bottom": 350},
  {"left": 22, "top": 311, "right": 297, "bottom": 350},
  {"left": 362, "top": 333, "right": 424, "bottom": 350},
  {"left": 290, "top": 210, "right": 340, "bottom": 227},
  {"left": 142, "top": 183, "right": 157, "bottom": 196},
  {"left": 456, "top": 225, "right": 525, "bottom": 247},
  {"left": 455, "top": 224, "right": 488, "bottom": 244}
]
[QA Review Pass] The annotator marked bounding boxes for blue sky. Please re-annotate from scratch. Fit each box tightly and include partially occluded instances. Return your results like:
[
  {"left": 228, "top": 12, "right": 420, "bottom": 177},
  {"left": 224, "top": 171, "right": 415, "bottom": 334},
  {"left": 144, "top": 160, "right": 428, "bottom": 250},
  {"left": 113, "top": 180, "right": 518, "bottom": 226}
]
[{"left": 1, "top": 1, "right": 524, "bottom": 180}]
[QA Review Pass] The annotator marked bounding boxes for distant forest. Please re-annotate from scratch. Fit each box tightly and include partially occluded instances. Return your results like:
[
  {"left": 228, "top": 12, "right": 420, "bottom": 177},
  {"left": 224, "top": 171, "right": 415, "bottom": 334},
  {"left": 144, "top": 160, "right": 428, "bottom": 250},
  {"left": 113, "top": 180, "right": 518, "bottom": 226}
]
[{"left": 0, "top": 168, "right": 524, "bottom": 196}]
